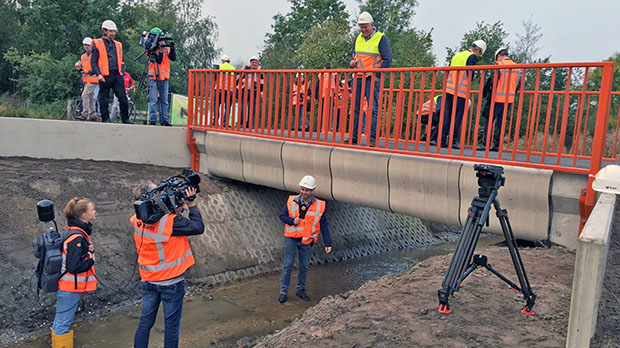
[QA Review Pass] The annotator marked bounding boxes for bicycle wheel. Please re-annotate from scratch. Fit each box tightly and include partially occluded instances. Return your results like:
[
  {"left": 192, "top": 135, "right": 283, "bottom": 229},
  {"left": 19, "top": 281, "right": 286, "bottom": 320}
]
[
  {"left": 128, "top": 100, "right": 137, "bottom": 123},
  {"left": 70, "top": 96, "right": 82, "bottom": 120}
]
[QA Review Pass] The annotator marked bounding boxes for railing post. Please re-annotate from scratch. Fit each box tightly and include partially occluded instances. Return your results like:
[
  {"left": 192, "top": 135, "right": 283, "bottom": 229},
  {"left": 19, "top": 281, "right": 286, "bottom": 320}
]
[
  {"left": 582, "top": 62, "right": 614, "bottom": 231},
  {"left": 186, "top": 70, "right": 200, "bottom": 171}
]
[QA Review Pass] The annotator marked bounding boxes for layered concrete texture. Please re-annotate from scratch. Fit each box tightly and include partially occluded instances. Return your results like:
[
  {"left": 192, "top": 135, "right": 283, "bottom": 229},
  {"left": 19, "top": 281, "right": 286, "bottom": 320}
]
[
  {"left": 458, "top": 162, "right": 552, "bottom": 240},
  {"left": 203, "top": 132, "right": 555, "bottom": 242},
  {"left": 566, "top": 193, "right": 617, "bottom": 348},
  {"left": 189, "top": 184, "right": 438, "bottom": 285},
  {"left": 550, "top": 172, "right": 588, "bottom": 249},
  {"left": 0, "top": 117, "right": 190, "bottom": 167}
]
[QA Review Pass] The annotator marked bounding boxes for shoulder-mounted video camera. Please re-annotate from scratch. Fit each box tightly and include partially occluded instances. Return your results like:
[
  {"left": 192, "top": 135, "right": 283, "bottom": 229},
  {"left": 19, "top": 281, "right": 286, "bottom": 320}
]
[
  {"left": 134, "top": 169, "right": 201, "bottom": 224},
  {"left": 139, "top": 30, "right": 174, "bottom": 53},
  {"left": 474, "top": 163, "right": 505, "bottom": 198}
]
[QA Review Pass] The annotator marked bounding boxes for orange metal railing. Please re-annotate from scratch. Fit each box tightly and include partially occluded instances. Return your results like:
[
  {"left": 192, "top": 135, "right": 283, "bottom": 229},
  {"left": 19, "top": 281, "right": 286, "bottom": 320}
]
[{"left": 187, "top": 62, "right": 616, "bottom": 223}]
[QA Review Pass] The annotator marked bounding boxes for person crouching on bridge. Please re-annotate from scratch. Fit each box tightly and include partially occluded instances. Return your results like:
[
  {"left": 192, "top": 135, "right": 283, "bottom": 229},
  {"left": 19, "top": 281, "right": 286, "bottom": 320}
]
[
  {"left": 132, "top": 182, "right": 204, "bottom": 348},
  {"left": 278, "top": 175, "right": 332, "bottom": 304},
  {"left": 51, "top": 198, "right": 97, "bottom": 348}
]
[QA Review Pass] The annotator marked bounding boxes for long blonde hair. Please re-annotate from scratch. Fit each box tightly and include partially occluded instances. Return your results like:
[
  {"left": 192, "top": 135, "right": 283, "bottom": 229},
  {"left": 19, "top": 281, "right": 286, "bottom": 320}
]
[{"left": 63, "top": 197, "right": 92, "bottom": 220}]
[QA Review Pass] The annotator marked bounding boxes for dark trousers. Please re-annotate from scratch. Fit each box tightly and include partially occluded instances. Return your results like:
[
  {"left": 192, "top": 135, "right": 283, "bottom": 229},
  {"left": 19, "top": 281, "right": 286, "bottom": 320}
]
[
  {"left": 431, "top": 93, "right": 466, "bottom": 144},
  {"left": 239, "top": 89, "right": 258, "bottom": 127},
  {"left": 212, "top": 90, "right": 231, "bottom": 126},
  {"left": 481, "top": 102, "right": 509, "bottom": 148},
  {"left": 352, "top": 77, "right": 380, "bottom": 144},
  {"left": 98, "top": 72, "right": 129, "bottom": 123},
  {"left": 134, "top": 280, "right": 186, "bottom": 348}
]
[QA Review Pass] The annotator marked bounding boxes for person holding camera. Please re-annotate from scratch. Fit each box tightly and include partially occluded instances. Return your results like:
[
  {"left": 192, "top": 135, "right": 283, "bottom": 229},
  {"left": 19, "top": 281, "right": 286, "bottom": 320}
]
[
  {"left": 90, "top": 20, "right": 132, "bottom": 124},
  {"left": 132, "top": 181, "right": 204, "bottom": 348},
  {"left": 51, "top": 198, "right": 97, "bottom": 348},
  {"left": 147, "top": 27, "right": 176, "bottom": 126},
  {"left": 278, "top": 175, "right": 332, "bottom": 304}
]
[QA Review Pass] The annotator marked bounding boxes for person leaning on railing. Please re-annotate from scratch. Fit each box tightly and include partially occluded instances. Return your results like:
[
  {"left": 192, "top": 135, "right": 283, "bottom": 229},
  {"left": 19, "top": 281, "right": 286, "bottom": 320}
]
[
  {"left": 478, "top": 47, "right": 522, "bottom": 151},
  {"left": 349, "top": 11, "right": 392, "bottom": 147},
  {"left": 431, "top": 40, "right": 486, "bottom": 148}
]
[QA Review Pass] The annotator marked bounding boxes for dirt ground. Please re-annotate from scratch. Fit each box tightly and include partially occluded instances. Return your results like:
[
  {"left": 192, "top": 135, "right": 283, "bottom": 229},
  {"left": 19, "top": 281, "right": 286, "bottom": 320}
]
[
  {"left": 0, "top": 156, "right": 227, "bottom": 345},
  {"left": 256, "top": 246, "right": 576, "bottom": 348}
]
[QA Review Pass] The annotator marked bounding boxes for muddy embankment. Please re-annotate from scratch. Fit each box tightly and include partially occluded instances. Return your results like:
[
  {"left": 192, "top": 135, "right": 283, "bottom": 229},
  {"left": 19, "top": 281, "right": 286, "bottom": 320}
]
[{"left": 0, "top": 156, "right": 450, "bottom": 345}]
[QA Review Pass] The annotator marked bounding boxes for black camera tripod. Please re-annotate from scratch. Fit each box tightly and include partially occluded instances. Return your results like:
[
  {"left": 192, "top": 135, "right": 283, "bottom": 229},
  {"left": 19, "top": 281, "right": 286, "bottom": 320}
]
[{"left": 437, "top": 164, "right": 536, "bottom": 315}]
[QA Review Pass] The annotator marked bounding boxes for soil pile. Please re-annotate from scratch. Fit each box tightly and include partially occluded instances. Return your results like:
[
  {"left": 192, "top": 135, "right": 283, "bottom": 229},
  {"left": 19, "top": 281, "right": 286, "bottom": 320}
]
[{"left": 256, "top": 246, "right": 575, "bottom": 348}]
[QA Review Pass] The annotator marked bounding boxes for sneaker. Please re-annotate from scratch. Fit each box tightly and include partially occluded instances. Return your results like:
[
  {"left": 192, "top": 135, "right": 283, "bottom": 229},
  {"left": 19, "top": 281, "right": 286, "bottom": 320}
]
[
  {"left": 296, "top": 291, "right": 310, "bottom": 302},
  {"left": 277, "top": 293, "right": 287, "bottom": 304},
  {"left": 122, "top": 120, "right": 134, "bottom": 124}
]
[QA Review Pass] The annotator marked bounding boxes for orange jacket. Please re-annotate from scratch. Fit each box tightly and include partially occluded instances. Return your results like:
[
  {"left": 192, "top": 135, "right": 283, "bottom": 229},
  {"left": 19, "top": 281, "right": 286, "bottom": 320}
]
[
  {"left": 284, "top": 195, "right": 326, "bottom": 244},
  {"left": 148, "top": 47, "right": 171, "bottom": 80},
  {"left": 92, "top": 38, "right": 123, "bottom": 76},
  {"left": 58, "top": 227, "right": 97, "bottom": 293},
  {"left": 80, "top": 52, "right": 99, "bottom": 83},
  {"left": 131, "top": 214, "right": 195, "bottom": 282}
]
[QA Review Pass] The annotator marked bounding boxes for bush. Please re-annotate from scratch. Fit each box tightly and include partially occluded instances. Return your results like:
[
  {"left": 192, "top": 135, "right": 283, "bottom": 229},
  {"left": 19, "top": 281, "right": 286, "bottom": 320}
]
[{"left": 0, "top": 93, "right": 67, "bottom": 119}]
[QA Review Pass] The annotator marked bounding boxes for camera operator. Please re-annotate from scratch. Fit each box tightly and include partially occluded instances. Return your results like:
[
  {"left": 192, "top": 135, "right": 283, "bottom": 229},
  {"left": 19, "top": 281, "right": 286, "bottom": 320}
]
[
  {"left": 147, "top": 27, "right": 176, "bottom": 126},
  {"left": 131, "top": 181, "right": 203, "bottom": 348},
  {"left": 51, "top": 198, "right": 97, "bottom": 347},
  {"left": 90, "top": 20, "right": 132, "bottom": 124}
]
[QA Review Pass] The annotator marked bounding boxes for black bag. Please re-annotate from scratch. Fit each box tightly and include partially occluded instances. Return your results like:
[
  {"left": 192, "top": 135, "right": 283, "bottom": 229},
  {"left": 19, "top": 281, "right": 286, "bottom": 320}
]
[{"left": 33, "top": 229, "right": 84, "bottom": 293}]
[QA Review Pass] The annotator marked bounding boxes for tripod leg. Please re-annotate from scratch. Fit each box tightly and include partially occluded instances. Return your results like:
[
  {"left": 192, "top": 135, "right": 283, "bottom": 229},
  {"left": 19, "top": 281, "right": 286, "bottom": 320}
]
[{"left": 494, "top": 200, "right": 537, "bottom": 315}]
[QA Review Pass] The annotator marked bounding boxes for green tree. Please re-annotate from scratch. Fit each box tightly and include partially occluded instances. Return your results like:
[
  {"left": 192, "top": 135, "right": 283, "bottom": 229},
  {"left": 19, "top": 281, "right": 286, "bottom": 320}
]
[
  {"left": 357, "top": 0, "right": 417, "bottom": 36},
  {"left": 512, "top": 16, "right": 545, "bottom": 64},
  {"left": 0, "top": 0, "right": 19, "bottom": 91},
  {"left": 261, "top": 0, "right": 349, "bottom": 69},
  {"left": 297, "top": 19, "right": 353, "bottom": 69},
  {"left": 390, "top": 29, "right": 435, "bottom": 68},
  {"left": 446, "top": 21, "right": 509, "bottom": 66}
]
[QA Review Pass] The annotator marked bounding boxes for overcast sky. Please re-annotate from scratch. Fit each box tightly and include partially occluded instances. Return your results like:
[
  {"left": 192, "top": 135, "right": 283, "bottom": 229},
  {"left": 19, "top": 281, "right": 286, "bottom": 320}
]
[{"left": 203, "top": 0, "right": 620, "bottom": 66}]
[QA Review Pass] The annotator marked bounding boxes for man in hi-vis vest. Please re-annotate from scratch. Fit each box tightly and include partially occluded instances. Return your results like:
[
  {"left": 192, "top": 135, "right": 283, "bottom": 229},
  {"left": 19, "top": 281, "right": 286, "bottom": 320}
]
[
  {"left": 349, "top": 11, "right": 392, "bottom": 147},
  {"left": 132, "top": 182, "right": 204, "bottom": 348},
  {"left": 278, "top": 175, "right": 332, "bottom": 304},
  {"left": 431, "top": 40, "right": 486, "bottom": 148},
  {"left": 478, "top": 47, "right": 522, "bottom": 151},
  {"left": 90, "top": 20, "right": 131, "bottom": 123}
]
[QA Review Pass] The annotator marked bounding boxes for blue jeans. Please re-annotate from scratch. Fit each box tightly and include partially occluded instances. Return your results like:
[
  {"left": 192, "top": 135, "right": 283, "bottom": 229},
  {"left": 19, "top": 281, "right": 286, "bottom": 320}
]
[
  {"left": 352, "top": 77, "right": 381, "bottom": 143},
  {"left": 279, "top": 237, "right": 312, "bottom": 295},
  {"left": 134, "top": 280, "right": 186, "bottom": 348},
  {"left": 52, "top": 290, "right": 80, "bottom": 335},
  {"left": 148, "top": 79, "right": 169, "bottom": 124}
]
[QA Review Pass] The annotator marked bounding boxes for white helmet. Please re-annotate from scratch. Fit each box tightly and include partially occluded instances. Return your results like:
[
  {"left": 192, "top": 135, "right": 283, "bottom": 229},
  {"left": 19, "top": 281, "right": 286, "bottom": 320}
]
[
  {"left": 299, "top": 175, "right": 316, "bottom": 190},
  {"left": 249, "top": 55, "right": 259, "bottom": 62},
  {"left": 494, "top": 47, "right": 508, "bottom": 60},
  {"left": 221, "top": 54, "right": 230, "bottom": 62},
  {"left": 82, "top": 37, "right": 92, "bottom": 45},
  {"left": 101, "top": 20, "right": 117, "bottom": 31},
  {"left": 357, "top": 12, "right": 373, "bottom": 24},
  {"left": 472, "top": 40, "right": 487, "bottom": 55}
]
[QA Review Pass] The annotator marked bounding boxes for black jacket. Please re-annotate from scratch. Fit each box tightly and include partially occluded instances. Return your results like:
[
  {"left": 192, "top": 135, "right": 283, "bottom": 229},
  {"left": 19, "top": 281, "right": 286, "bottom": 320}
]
[{"left": 64, "top": 218, "right": 94, "bottom": 274}]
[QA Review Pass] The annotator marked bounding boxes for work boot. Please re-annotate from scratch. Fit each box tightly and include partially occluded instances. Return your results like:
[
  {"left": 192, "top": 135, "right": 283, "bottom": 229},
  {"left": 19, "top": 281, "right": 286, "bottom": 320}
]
[
  {"left": 149, "top": 121, "right": 156, "bottom": 125},
  {"left": 161, "top": 122, "right": 172, "bottom": 126},
  {"left": 277, "top": 293, "right": 287, "bottom": 304},
  {"left": 52, "top": 329, "right": 74, "bottom": 348},
  {"left": 122, "top": 119, "right": 134, "bottom": 124},
  {"left": 296, "top": 290, "right": 310, "bottom": 302}
]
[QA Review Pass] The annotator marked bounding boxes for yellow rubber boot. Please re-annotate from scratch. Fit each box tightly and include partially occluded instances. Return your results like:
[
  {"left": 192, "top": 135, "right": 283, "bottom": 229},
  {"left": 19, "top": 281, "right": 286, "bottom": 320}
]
[{"left": 52, "top": 329, "right": 74, "bottom": 348}]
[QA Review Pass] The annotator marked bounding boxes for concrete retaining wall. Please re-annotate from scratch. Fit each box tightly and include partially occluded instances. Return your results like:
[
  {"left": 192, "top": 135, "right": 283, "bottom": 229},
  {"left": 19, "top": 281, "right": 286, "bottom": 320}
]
[
  {"left": 566, "top": 193, "right": 617, "bottom": 348},
  {"left": 200, "top": 131, "right": 559, "bottom": 242},
  {"left": 0, "top": 117, "right": 190, "bottom": 168}
]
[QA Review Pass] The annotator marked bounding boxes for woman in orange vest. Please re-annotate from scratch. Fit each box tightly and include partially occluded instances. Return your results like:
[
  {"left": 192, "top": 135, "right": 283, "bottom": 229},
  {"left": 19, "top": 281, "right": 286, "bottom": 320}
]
[{"left": 51, "top": 198, "right": 97, "bottom": 348}]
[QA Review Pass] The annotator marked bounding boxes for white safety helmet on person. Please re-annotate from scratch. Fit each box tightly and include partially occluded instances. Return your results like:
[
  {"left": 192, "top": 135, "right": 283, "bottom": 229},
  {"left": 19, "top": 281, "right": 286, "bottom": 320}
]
[
  {"left": 299, "top": 175, "right": 316, "bottom": 190},
  {"left": 357, "top": 12, "right": 373, "bottom": 24},
  {"left": 472, "top": 40, "right": 487, "bottom": 55},
  {"left": 102, "top": 20, "right": 117, "bottom": 31}
]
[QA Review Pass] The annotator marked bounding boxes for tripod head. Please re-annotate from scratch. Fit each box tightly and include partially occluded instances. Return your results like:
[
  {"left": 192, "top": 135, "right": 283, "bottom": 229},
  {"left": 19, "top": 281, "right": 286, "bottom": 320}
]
[{"left": 474, "top": 164, "right": 505, "bottom": 198}]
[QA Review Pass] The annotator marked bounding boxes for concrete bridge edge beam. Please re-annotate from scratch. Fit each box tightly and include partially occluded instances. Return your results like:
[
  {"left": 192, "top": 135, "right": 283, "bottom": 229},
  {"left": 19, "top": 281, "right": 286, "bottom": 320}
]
[
  {"left": 203, "top": 132, "right": 244, "bottom": 181},
  {"left": 240, "top": 137, "right": 286, "bottom": 190},
  {"left": 281, "top": 141, "right": 334, "bottom": 200}
]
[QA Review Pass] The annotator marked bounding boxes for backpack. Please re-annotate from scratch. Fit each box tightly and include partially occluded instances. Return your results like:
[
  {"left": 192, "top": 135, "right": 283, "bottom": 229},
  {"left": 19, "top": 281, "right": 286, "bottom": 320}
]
[{"left": 33, "top": 227, "right": 85, "bottom": 293}]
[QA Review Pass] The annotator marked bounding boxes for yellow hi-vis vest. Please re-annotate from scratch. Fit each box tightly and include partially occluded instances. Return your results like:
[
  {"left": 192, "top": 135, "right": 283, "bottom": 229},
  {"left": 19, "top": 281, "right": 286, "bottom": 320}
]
[
  {"left": 446, "top": 50, "right": 474, "bottom": 97},
  {"left": 284, "top": 195, "right": 326, "bottom": 244},
  {"left": 217, "top": 62, "right": 235, "bottom": 91},
  {"left": 354, "top": 31, "right": 385, "bottom": 77}
]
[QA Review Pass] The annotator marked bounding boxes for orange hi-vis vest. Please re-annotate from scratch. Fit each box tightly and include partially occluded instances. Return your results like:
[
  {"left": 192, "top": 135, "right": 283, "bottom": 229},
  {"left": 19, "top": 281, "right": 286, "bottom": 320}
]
[
  {"left": 493, "top": 58, "right": 522, "bottom": 104},
  {"left": 446, "top": 50, "right": 474, "bottom": 98},
  {"left": 321, "top": 73, "right": 337, "bottom": 97},
  {"left": 80, "top": 52, "right": 99, "bottom": 83},
  {"left": 418, "top": 95, "right": 441, "bottom": 116},
  {"left": 292, "top": 82, "right": 305, "bottom": 106},
  {"left": 216, "top": 62, "right": 235, "bottom": 91},
  {"left": 58, "top": 227, "right": 97, "bottom": 293},
  {"left": 131, "top": 213, "right": 195, "bottom": 282},
  {"left": 284, "top": 195, "right": 326, "bottom": 244},
  {"left": 148, "top": 47, "right": 171, "bottom": 80},
  {"left": 92, "top": 38, "right": 123, "bottom": 76}
]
